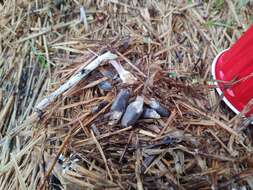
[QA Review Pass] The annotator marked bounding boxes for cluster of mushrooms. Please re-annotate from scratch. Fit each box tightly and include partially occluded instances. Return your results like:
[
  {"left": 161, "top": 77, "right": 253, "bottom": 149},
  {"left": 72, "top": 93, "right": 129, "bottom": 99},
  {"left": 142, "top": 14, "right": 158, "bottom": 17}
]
[{"left": 109, "top": 89, "right": 170, "bottom": 127}]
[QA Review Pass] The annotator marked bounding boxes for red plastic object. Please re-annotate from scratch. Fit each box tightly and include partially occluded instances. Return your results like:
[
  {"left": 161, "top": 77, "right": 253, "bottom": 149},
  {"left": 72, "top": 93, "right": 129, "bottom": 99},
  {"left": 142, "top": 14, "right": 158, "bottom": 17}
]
[{"left": 212, "top": 25, "right": 253, "bottom": 115}]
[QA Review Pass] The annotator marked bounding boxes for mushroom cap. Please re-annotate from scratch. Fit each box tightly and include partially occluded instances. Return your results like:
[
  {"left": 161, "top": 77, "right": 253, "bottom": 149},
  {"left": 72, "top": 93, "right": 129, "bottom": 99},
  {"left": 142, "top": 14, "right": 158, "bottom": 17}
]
[
  {"left": 111, "top": 89, "right": 130, "bottom": 112},
  {"left": 121, "top": 96, "right": 144, "bottom": 127},
  {"left": 149, "top": 98, "right": 170, "bottom": 117},
  {"left": 142, "top": 108, "right": 161, "bottom": 119},
  {"left": 109, "top": 89, "right": 130, "bottom": 125},
  {"left": 98, "top": 81, "right": 112, "bottom": 91}
]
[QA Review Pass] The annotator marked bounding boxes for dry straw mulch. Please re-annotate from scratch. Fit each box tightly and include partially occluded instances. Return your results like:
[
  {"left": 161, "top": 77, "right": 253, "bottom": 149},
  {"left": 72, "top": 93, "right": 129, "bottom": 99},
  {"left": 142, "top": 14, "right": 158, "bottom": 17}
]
[{"left": 1, "top": 0, "right": 253, "bottom": 189}]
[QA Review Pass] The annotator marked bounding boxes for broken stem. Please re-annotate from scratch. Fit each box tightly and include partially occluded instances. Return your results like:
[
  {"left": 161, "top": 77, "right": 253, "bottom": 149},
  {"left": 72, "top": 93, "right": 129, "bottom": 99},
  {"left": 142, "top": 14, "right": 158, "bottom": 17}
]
[
  {"left": 35, "top": 51, "right": 117, "bottom": 111},
  {"left": 110, "top": 60, "right": 137, "bottom": 84}
]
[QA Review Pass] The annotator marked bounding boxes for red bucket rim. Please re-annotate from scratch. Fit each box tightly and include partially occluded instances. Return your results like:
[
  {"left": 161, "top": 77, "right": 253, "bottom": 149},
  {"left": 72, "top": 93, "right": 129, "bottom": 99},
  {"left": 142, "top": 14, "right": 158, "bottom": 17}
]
[{"left": 211, "top": 49, "right": 240, "bottom": 114}]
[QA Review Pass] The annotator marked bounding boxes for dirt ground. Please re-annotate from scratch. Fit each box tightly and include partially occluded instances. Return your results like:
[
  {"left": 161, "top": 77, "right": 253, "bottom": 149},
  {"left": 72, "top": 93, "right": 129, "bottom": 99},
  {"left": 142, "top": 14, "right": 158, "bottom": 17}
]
[{"left": 1, "top": 0, "right": 253, "bottom": 189}]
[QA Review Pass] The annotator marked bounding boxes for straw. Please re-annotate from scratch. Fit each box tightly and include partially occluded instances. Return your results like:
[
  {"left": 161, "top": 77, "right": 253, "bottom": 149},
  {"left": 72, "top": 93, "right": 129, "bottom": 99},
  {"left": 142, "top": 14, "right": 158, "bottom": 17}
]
[{"left": 1, "top": 1, "right": 253, "bottom": 189}]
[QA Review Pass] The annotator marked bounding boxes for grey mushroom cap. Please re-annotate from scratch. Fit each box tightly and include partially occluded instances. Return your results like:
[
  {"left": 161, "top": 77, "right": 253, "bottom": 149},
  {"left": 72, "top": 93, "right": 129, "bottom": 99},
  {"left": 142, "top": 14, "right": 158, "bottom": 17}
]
[
  {"left": 111, "top": 89, "right": 130, "bottom": 112},
  {"left": 98, "top": 81, "right": 113, "bottom": 91},
  {"left": 142, "top": 108, "right": 161, "bottom": 119},
  {"left": 100, "top": 69, "right": 114, "bottom": 79},
  {"left": 109, "top": 89, "right": 130, "bottom": 125},
  {"left": 121, "top": 96, "right": 144, "bottom": 127},
  {"left": 148, "top": 98, "right": 170, "bottom": 117}
]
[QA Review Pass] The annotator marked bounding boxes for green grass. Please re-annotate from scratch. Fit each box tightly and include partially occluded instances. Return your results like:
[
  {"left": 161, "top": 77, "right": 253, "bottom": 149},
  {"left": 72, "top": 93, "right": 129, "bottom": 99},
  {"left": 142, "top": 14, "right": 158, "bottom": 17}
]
[
  {"left": 205, "top": 19, "right": 234, "bottom": 29},
  {"left": 29, "top": 41, "right": 48, "bottom": 69},
  {"left": 213, "top": 0, "right": 225, "bottom": 10}
]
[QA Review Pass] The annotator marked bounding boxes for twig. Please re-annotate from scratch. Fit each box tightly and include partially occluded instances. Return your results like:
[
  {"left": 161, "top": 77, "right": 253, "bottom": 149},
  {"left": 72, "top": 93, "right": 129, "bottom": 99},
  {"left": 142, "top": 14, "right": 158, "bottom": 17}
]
[
  {"left": 39, "top": 131, "right": 73, "bottom": 190},
  {"left": 0, "top": 95, "right": 14, "bottom": 133},
  {"left": 116, "top": 51, "right": 146, "bottom": 77},
  {"left": 135, "top": 135, "right": 143, "bottom": 190},
  {"left": 35, "top": 51, "right": 117, "bottom": 111},
  {"left": 91, "top": 131, "right": 113, "bottom": 181}
]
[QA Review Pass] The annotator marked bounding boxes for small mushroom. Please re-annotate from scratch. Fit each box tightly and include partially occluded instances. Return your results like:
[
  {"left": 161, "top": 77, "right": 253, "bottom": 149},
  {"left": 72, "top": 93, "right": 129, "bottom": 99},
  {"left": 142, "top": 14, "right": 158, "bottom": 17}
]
[
  {"left": 121, "top": 96, "right": 144, "bottom": 127},
  {"left": 99, "top": 68, "right": 115, "bottom": 79},
  {"left": 98, "top": 81, "right": 112, "bottom": 91},
  {"left": 109, "top": 89, "right": 130, "bottom": 125},
  {"left": 148, "top": 98, "right": 170, "bottom": 117},
  {"left": 142, "top": 107, "right": 161, "bottom": 119}
]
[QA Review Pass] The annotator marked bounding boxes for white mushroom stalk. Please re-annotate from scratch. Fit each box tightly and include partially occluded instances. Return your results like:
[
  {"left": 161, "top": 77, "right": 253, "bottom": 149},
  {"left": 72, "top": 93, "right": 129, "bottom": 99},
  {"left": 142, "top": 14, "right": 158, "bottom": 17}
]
[
  {"left": 35, "top": 51, "right": 117, "bottom": 111},
  {"left": 110, "top": 60, "right": 137, "bottom": 84}
]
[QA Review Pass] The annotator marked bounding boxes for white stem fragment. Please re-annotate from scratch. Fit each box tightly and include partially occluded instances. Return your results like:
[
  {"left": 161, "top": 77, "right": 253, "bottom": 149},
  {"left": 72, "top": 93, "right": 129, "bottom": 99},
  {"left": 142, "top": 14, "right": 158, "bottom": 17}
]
[
  {"left": 80, "top": 6, "right": 89, "bottom": 31},
  {"left": 35, "top": 51, "right": 117, "bottom": 111},
  {"left": 110, "top": 60, "right": 137, "bottom": 84}
]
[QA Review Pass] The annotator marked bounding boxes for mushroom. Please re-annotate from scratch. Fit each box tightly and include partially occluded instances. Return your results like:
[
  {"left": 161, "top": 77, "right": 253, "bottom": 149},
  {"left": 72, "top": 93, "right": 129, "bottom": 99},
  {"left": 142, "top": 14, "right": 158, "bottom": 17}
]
[
  {"left": 142, "top": 107, "right": 161, "bottom": 119},
  {"left": 109, "top": 89, "right": 130, "bottom": 125},
  {"left": 148, "top": 98, "right": 170, "bottom": 117},
  {"left": 121, "top": 96, "right": 144, "bottom": 127}
]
